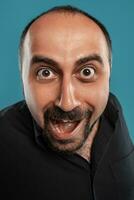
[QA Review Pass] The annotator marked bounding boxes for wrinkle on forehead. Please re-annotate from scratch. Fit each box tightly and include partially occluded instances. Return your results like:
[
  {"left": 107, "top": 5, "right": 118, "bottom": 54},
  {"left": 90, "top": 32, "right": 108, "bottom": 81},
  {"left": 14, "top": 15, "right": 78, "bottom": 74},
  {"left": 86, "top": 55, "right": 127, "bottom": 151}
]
[{"left": 23, "top": 12, "right": 109, "bottom": 67}]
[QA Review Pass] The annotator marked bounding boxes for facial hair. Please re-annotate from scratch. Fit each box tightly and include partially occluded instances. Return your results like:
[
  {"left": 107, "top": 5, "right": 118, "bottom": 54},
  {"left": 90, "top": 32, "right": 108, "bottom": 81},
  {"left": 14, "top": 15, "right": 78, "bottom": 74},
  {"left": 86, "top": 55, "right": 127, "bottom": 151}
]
[{"left": 42, "top": 106, "right": 96, "bottom": 155}]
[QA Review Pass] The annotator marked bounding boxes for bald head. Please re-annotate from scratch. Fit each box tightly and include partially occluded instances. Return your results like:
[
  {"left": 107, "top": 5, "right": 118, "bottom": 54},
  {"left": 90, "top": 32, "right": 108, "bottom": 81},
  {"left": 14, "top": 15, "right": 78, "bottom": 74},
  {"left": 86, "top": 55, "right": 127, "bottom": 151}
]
[{"left": 19, "top": 5, "right": 112, "bottom": 69}]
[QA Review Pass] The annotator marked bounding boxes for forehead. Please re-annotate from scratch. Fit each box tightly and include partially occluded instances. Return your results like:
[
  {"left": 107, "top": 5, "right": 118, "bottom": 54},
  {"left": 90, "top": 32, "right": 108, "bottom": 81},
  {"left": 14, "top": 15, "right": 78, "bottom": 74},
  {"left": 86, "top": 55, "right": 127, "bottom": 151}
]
[
  {"left": 30, "top": 12, "right": 103, "bottom": 34},
  {"left": 24, "top": 12, "right": 108, "bottom": 62}
]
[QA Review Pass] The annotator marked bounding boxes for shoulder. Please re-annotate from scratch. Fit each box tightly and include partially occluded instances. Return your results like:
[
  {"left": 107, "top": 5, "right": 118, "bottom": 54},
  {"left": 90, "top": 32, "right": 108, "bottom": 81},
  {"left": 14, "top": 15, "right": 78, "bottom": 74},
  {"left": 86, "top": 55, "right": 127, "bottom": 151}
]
[
  {"left": 0, "top": 100, "right": 34, "bottom": 138},
  {"left": 104, "top": 92, "right": 123, "bottom": 127},
  {"left": 0, "top": 101, "right": 26, "bottom": 118},
  {"left": 109, "top": 92, "right": 123, "bottom": 111},
  {"left": 0, "top": 100, "right": 30, "bottom": 124}
]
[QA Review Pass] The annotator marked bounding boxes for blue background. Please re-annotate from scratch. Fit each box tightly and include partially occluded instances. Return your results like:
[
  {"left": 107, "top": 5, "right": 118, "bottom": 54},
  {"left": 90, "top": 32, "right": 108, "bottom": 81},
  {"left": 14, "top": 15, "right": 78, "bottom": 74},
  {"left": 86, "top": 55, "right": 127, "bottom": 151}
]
[{"left": 0, "top": 0, "right": 133, "bottom": 141}]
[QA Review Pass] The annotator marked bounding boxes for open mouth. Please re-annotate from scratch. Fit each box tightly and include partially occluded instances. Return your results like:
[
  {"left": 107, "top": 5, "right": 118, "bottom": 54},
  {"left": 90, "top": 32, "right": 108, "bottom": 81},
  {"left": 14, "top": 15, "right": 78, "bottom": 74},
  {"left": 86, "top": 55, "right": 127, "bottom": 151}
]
[{"left": 49, "top": 119, "right": 85, "bottom": 140}]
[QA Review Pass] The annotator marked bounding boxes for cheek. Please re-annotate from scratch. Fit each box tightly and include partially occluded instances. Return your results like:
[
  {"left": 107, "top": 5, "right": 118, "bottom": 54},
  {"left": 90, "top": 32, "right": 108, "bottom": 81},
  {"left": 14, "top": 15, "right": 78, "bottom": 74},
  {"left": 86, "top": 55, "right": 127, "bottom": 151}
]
[
  {"left": 78, "top": 78, "right": 109, "bottom": 121},
  {"left": 90, "top": 80, "right": 109, "bottom": 121},
  {"left": 23, "top": 81, "right": 59, "bottom": 128}
]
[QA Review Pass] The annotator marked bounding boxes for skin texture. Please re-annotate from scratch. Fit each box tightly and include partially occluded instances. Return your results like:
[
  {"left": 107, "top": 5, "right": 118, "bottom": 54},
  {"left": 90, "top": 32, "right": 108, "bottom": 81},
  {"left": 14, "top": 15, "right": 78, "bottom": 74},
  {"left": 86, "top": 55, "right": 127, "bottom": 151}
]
[{"left": 22, "top": 12, "right": 110, "bottom": 161}]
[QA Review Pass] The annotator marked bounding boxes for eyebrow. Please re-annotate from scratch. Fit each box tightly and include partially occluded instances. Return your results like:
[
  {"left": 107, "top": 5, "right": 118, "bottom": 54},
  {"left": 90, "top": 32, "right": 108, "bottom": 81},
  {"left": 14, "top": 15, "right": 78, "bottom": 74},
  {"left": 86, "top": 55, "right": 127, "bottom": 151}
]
[
  {"left": 31, "top": 55, "right": 59, "bottom": 68},
  {"left": 31, "top": 53, "right": 104, "bottom": 69},
  {"left": 75, "top": 54, "right": 104, "bottom": 66}
]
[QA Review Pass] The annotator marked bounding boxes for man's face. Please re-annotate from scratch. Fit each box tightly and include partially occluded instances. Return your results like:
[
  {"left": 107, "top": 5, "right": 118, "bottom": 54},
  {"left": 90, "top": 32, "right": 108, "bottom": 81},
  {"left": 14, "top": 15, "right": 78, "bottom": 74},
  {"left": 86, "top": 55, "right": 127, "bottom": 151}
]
[{"left": 22, "top": 13, "right": 110, "bottom": 153}]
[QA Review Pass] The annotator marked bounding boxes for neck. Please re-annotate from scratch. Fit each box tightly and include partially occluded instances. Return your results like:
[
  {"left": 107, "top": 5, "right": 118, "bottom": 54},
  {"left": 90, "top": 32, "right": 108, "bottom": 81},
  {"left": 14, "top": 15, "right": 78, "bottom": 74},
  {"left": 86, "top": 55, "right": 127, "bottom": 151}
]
[{"left": 75, "top": 119, "right": 100, "bottom": 162}]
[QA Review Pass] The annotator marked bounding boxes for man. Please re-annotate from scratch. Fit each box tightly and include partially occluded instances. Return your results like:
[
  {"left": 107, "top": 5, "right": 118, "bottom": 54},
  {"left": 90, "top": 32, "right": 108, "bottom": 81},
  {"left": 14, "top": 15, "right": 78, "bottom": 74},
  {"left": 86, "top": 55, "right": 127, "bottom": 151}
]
[{"left": 0, "top": 5, "right": 134, "bottom": 200}]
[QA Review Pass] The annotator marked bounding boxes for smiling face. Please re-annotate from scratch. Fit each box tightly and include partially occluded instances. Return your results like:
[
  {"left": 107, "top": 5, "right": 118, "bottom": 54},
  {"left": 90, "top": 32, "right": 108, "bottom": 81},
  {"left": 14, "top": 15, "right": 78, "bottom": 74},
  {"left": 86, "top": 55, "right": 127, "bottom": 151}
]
[{"left": 22, "top": 12, "right": 110, "bottom": 153}]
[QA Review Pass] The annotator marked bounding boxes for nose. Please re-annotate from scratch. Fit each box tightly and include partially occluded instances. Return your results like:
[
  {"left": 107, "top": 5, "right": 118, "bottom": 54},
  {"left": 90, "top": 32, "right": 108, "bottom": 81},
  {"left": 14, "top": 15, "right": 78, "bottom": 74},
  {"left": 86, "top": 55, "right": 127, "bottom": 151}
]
[{"left": 55, "top": 76, "right": 81, "bottom": 111}]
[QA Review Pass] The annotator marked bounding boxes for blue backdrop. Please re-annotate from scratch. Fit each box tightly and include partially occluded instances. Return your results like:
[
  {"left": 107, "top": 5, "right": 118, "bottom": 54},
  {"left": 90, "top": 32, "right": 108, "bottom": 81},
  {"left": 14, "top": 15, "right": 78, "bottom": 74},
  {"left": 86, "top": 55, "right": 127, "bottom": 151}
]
[{"left": 0, "top": 0, "right": 133, "bottom": 141}]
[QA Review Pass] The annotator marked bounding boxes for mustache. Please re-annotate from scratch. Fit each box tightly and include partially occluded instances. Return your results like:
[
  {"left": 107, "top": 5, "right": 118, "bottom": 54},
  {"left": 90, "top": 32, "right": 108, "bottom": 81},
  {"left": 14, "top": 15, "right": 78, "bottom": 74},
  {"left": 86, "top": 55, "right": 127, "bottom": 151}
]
[{"left": 44, "top": 106, "right": 92, "bottom": 122}]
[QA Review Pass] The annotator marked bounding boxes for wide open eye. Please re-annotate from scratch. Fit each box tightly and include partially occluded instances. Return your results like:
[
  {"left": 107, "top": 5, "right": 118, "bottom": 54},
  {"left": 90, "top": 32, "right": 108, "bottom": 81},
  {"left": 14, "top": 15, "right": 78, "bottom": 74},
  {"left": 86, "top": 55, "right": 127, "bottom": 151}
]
[
  {"left": 36, "top": 67, "right": 56, "bottom": 80},
  {"left": 79, "top": 67, "right": 95, "bottom": 80}
]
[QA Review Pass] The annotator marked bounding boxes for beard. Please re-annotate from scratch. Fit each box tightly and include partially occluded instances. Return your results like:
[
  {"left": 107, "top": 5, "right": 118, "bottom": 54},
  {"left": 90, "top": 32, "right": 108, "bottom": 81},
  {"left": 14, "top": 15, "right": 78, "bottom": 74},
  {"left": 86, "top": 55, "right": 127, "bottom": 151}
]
[{"left": 42, "top": 106, "right": 97, "bottom": 155}]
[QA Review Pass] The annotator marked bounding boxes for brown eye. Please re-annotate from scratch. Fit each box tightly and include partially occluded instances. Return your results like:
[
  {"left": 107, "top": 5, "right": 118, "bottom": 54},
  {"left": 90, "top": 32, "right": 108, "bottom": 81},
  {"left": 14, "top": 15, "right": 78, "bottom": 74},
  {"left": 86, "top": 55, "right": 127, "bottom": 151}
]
[
  {"left": 80, "top": 67, "right": 95, "bottom": 79},
  {"left": 36, "top": 68, "right": 56, "bottom": 80}
]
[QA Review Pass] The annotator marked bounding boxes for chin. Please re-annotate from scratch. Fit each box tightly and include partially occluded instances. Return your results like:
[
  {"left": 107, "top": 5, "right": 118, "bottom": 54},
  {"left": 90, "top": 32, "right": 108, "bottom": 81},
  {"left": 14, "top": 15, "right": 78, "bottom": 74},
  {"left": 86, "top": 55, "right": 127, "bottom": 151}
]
[{"left": 42, "top": 119, "right": 93, "bottom": 154}]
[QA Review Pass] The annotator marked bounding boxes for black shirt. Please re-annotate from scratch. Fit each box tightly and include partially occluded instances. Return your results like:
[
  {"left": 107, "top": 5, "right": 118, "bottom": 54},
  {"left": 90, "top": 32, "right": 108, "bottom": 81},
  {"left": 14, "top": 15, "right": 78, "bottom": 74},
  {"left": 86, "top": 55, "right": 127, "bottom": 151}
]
[
  {"left": 33, "top": 109, "right": 114, "bottom": 180},
  {"left": 0, "top": 95, "right": 117, "bottom": 200}
]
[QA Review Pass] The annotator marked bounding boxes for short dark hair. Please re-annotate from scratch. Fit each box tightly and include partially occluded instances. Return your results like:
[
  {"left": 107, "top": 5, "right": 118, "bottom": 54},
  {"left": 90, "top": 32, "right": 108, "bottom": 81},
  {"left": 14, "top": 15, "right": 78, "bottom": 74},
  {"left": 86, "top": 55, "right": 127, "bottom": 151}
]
[{"left": 19, "top": 5, "right": 112, "bottom": 68}]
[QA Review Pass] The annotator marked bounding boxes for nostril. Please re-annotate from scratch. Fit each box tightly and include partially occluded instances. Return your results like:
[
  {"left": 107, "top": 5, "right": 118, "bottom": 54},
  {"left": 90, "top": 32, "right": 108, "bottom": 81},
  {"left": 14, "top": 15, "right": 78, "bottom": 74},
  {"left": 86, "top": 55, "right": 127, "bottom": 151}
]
[
  {"left": 54, "top": 80, "right": 81, "bottom": 109},
  {"left": 55, "top": 95, "right": 81, "bottom": 112}
]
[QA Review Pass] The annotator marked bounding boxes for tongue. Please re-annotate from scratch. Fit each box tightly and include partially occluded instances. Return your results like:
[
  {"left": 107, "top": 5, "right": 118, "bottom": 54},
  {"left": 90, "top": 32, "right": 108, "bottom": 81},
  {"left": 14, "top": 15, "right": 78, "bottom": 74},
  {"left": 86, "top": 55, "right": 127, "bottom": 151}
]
[{"left": 53, "top": 121, "right": 78, "bottom": 133}]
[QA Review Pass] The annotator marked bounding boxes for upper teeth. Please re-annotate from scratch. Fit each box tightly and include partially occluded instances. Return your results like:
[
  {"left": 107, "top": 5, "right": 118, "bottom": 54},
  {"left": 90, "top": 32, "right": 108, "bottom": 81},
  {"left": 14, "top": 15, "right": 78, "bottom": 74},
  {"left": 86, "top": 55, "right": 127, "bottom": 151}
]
[
  {"left": 51, "top": 119, "right": 76, "bottom": 123},
  {"left": 62, "top": 120, "right": 71, "bottom": 123}
]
